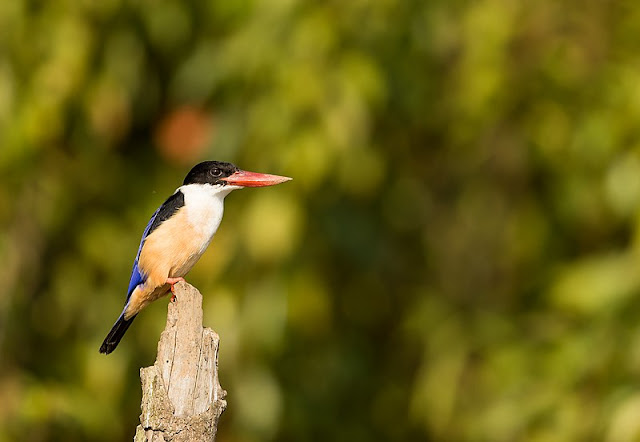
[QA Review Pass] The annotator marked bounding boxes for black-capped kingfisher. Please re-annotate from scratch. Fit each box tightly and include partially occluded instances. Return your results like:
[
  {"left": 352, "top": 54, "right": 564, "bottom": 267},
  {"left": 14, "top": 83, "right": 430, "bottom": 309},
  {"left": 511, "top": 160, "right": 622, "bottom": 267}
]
[{"left": 99, "top": 161, "right": 291, "bottom": 354}]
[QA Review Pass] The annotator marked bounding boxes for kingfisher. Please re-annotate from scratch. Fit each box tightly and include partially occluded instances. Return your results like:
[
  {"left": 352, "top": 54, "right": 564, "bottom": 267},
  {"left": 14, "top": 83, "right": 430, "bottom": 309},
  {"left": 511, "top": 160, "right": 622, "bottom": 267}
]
[{"left": 99, "top": 161, "right": 291, "bottom": 354}]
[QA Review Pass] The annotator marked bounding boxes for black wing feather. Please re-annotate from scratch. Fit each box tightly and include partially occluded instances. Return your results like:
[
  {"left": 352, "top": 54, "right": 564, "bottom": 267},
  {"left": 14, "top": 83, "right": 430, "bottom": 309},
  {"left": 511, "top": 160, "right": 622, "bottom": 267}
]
[{"left": 147, "top": 190, "right": 185, "bottom": 236}]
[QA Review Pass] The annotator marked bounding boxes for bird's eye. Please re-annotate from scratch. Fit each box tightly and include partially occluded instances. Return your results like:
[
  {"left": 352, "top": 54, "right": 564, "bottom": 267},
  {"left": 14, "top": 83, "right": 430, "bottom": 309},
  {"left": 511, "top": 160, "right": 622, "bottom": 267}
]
[{"left": 210, "top": 168, "right": 222, "bottom": 177}]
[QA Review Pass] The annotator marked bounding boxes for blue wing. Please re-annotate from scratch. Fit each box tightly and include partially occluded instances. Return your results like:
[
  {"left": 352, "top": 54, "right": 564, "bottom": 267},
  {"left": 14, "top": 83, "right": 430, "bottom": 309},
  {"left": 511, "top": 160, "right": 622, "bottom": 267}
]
[
  {"left": 125, "top": 207, "right": 161, "bottom": 301},
  {"left": 124, "top": 190, "right": 186, "bottom": 303}
]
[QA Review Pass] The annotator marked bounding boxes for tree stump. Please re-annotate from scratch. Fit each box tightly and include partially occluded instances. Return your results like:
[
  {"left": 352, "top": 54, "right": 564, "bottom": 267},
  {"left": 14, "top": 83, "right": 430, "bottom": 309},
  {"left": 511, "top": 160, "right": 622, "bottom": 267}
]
[{"left": 134, "top": 282, "right": 227, "bottom": 442}]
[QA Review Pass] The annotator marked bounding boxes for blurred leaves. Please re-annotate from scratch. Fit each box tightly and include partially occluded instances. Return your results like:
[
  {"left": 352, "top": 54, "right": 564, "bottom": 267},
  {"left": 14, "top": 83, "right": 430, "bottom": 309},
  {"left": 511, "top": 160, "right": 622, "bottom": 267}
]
[{"left": 3, "top": 0, "right": 640, "bottom": 442}]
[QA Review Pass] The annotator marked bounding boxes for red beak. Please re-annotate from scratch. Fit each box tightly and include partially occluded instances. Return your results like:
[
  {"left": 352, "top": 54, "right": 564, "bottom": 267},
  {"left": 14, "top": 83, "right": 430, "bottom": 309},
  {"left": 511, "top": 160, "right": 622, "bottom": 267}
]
[{"left": 221, "top": 170, "right": 292, "bottom": 187}]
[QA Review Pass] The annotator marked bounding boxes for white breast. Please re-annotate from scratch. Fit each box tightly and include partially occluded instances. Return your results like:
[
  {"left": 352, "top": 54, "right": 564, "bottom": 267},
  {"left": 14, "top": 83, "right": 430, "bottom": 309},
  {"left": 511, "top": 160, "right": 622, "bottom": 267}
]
[
  {"left": 137, "top": 183, "right": 242, "bottom": 284},
  {"left": 178, "top": 183, "right": 237, "bottom": 254}
]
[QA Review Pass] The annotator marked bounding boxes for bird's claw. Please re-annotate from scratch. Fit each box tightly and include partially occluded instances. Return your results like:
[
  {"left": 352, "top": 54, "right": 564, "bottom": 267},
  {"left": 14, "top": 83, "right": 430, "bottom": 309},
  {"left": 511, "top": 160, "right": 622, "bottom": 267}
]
[{"left": 166, "top": 277, "right": 186, "bottom": 301}]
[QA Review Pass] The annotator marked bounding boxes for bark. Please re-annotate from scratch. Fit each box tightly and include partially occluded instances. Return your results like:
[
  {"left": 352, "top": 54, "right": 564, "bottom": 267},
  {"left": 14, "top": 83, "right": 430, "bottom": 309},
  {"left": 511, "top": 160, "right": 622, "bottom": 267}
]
[{"left": 134, "top": 282, "right": 227, "bottom": 442}]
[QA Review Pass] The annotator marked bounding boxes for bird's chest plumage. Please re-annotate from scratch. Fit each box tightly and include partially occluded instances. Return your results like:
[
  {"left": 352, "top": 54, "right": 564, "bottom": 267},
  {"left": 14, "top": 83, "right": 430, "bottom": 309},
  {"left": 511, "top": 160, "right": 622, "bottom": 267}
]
[
  {"left": 172, "top": 187, "right": 226, "bottom": 274},
  {"left": 182, "top": 194, "right": 224, "bottom": 254},
  {"left": 138, "top": 185, "right": 229, "bottom": 281}
]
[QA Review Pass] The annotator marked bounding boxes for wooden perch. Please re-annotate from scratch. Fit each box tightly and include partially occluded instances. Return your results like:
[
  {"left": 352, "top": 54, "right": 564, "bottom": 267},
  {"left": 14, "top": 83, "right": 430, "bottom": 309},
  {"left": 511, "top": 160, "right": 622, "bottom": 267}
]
[{"left": 134, "top": 282, "right": 227, "bottom": 442}]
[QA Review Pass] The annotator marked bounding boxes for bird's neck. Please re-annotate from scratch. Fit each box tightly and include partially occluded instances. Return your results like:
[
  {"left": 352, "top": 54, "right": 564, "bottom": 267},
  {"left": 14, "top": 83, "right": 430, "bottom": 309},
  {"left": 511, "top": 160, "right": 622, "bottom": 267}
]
[{"left": 178, "top": 184, "right": 239, "bottom": 237}]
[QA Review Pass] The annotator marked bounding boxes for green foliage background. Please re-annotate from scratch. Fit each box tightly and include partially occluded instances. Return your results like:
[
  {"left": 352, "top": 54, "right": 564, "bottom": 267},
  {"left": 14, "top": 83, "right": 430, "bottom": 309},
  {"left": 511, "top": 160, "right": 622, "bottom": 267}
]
[{"left": 2, "top": 0, "right": 640, "bottom": 441}]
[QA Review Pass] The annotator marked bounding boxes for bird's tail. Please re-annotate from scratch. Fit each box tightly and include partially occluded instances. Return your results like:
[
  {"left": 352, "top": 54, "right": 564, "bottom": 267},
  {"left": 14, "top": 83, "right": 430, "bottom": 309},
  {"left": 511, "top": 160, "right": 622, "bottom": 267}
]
[{"left": 99, "top": 313, "right": 136, "bottom": 354}]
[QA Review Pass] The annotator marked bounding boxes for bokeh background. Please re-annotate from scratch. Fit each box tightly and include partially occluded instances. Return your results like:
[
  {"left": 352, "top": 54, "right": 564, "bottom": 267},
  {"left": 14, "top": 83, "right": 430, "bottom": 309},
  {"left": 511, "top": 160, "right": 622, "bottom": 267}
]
[{"left": 2, "top": 0, "right": 640, "bottom": 441}]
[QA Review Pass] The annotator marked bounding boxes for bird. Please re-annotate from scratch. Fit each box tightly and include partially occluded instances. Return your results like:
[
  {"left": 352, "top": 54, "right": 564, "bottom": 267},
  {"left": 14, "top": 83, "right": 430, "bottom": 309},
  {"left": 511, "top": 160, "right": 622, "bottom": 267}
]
[{"left": 99, "top": 160, "right": 291, "bottom": 354}]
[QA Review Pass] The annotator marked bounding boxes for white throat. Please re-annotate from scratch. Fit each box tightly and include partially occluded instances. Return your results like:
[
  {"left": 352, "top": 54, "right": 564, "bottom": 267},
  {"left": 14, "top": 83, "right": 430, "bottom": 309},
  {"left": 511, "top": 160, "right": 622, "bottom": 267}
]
[{"left": 178, "top": 183, "right": 242, "bottom": 245}]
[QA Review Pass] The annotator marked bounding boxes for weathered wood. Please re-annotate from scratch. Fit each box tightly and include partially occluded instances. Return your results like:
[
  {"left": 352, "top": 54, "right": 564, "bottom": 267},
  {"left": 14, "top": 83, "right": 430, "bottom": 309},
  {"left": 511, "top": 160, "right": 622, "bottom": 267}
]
[{"left": 135, "top": 282, "right": 227, "bottom": 441}]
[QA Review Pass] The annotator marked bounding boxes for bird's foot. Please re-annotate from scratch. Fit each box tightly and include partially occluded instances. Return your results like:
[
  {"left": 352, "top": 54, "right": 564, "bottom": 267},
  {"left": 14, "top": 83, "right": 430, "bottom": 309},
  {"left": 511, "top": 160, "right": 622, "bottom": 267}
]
[{"left": 166, "top": 277, "right": 186, "bottom": 301}]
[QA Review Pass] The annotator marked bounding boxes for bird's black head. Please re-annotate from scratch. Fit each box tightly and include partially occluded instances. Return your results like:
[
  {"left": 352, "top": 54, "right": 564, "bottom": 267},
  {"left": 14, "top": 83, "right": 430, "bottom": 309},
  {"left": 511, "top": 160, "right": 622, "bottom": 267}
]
[{"left": 183, "top": 161, "right": 240, "bottom": 186}]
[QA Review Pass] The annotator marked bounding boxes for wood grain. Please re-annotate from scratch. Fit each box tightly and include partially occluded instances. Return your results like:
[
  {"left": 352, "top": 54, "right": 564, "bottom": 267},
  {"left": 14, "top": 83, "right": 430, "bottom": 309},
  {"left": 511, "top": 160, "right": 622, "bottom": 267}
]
[{"left": 135, "top": 282, "right": 227, "bottom": 441}]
